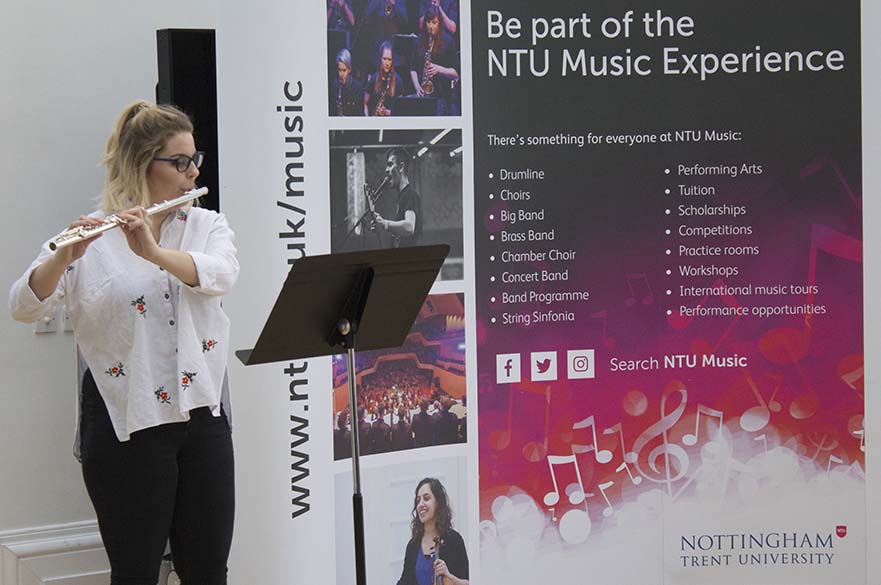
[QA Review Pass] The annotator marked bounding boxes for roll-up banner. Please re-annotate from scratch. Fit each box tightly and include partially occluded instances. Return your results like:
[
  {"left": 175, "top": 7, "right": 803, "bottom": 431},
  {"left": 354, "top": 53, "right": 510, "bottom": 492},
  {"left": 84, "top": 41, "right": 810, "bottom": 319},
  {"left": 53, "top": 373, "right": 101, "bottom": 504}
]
[{"left": 217, "top": 0, "right": 863, "bottom": 583}]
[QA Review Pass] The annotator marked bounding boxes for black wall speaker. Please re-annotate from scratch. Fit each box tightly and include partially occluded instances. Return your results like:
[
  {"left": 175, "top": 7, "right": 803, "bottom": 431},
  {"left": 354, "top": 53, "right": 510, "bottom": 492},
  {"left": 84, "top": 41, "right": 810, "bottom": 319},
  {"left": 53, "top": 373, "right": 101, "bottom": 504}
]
[{"left": 156, "top": 29, "right": 219, "bottom": 212}]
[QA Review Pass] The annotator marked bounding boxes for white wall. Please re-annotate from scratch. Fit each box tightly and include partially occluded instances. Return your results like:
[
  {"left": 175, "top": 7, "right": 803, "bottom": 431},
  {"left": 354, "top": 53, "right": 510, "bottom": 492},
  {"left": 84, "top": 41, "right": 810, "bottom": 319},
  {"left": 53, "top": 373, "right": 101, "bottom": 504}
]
[{"left": 0, "top": 0, "right": 217, "bottom": 543}]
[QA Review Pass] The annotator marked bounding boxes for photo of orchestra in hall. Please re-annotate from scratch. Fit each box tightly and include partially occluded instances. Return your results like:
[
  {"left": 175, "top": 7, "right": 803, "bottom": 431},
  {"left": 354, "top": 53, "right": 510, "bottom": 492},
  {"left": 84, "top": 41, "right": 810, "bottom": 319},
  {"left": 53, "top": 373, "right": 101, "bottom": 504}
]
[
  {"left": 327, "top": 0, "right": 461, "bottom": 116},
  {"left": 329, "top": 128, "right": 464, "bottom": 280},
  {"left": 332, "top": 294, "right": 466, "bottom": 460}
]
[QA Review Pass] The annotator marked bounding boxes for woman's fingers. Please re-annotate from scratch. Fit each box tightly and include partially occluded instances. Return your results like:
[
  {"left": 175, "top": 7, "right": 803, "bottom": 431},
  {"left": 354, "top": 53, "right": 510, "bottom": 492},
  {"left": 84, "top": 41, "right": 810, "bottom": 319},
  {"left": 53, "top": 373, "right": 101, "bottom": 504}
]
[
  {"left": 117, "top": 207, "right": 147, "bottom": 227},
  {"left": 68, "top": 216, "right": 103, "bottom": 230},
  {"left": 116, "top": 211, "right": 144, "bottom": 230},
  {"left": 122, "top": 206, "right": 147, "bottom": 218}
]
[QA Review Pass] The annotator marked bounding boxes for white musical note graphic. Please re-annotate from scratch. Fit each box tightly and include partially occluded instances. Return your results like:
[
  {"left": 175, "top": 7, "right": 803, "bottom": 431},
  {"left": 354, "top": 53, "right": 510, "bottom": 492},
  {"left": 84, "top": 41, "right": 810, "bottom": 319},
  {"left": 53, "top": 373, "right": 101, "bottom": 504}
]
[
  {"left": 683, "top": 404, "right": 724, "bottom": 446},
  {"left": 572, "top": 415, "right": 613, "bottom": 464},
  {"left": 542, "top": 454, "right": 587, "bottom": 507}
]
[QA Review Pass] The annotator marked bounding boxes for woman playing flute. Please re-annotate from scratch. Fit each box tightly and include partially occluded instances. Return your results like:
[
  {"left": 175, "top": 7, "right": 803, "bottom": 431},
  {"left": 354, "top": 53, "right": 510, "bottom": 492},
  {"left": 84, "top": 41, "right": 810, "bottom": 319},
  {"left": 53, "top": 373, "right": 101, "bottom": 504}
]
[{"left": 9, "top": 100, "right": 238, "bottom": 585}]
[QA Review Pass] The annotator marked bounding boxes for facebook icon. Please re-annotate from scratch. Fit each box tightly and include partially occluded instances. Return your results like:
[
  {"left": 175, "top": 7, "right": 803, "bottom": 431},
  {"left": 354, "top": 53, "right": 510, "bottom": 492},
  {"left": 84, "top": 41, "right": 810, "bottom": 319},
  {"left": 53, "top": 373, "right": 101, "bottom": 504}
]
[{"left": 496, "top": 353, "right": 521, "bottom": 384}]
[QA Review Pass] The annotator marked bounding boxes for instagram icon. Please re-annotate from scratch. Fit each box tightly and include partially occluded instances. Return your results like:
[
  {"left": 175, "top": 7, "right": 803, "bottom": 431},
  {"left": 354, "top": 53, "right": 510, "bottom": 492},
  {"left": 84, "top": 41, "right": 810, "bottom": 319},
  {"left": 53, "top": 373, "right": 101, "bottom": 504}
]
[{"left": 567, "top": 350, "right": 595, "bottom": 379}]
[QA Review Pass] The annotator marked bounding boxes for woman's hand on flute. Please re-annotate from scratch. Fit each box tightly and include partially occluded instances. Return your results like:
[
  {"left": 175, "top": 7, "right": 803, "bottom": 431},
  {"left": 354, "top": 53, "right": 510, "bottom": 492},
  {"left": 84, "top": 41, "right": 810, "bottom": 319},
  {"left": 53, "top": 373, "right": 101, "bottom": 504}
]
[
  {"left": 57, "top": 216, "right": 105, "bottom": 264},
  {"left": 117, "top": 207, "right": 161, "bottom": 262},
  {"left": 117, "top": 206, "right": 200, "bottom": 286},
  {"left": 29, "top": 216, "right": 103, "bottom": 301}
]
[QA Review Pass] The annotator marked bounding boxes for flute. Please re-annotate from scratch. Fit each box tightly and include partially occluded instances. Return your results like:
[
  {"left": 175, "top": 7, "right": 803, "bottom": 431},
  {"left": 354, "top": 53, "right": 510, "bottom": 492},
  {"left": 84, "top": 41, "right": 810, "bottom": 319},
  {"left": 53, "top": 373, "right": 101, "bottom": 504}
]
[{"left": 48, "top": 187, "right": 208, "bottom": 251}]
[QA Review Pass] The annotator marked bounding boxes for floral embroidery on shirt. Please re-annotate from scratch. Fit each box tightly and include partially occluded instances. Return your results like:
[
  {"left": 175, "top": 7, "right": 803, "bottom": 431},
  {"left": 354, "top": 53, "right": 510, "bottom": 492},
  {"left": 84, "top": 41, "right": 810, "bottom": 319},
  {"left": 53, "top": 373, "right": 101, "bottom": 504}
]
[
  {"left": 181, "top": 370, "right": 197, "bottom": 390},
  {"left": 177, "top": 209, "right": 188, "bottom": 222},
  {"left": 201, "top": 338, "right": 218, "bottom": 353},
  {"left": 154, "top": 386, "right": 171, "bottom": 404},
  {"left": 105, "top": 362, "right": 125, "bottom": 377},
  {"left": 131, "top": 295, "right": 147, "bottom": 317}
]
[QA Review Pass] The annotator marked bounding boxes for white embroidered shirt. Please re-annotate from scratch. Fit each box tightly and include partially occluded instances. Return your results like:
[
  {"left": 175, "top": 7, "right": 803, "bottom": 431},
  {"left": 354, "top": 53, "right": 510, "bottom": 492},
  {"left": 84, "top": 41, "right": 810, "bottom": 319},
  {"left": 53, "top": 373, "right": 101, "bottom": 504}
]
[{"left": 9, "top": 207, "right": 238, "bottom": 441}]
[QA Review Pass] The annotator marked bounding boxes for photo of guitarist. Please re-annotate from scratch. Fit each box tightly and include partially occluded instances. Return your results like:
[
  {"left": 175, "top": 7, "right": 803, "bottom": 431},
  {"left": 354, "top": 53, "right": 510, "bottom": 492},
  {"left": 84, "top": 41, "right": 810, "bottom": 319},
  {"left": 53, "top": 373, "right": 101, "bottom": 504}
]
[{"left": 374, "top": 147, "right": 422, "bottom": 248}]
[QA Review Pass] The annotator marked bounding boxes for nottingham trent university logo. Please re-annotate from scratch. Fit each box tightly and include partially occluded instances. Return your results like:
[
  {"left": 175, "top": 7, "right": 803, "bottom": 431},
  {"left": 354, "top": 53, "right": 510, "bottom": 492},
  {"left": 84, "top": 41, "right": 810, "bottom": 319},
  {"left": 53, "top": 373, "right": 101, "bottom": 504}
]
[{"left": 496, "top": 353, "right": 521, "bottom": 384}]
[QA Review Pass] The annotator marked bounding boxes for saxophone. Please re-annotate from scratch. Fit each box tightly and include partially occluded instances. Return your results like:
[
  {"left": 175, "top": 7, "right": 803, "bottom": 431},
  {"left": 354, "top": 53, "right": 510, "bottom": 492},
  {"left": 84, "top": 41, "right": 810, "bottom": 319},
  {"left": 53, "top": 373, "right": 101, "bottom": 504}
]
[
  {"left": 421, "top": 37, "right": 435, "bottom": 95},
  {"left": 375, "top": 73, "right": 392, "bottom": 116}
]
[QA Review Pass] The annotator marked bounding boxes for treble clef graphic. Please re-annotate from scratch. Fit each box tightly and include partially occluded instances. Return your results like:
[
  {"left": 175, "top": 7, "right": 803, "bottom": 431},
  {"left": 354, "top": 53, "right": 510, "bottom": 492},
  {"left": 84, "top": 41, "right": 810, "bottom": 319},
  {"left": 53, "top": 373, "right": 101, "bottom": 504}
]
[{"left": 626, "top": 380, "right": 690, "bottom": 495}]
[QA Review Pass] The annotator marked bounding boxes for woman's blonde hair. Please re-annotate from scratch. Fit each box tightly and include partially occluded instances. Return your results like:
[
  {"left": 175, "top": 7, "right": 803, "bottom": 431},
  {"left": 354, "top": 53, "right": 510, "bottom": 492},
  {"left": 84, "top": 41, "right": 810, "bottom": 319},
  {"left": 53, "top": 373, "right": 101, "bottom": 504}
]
[{"left": 100, "top": 100, "right": 193, "bottom": 212}]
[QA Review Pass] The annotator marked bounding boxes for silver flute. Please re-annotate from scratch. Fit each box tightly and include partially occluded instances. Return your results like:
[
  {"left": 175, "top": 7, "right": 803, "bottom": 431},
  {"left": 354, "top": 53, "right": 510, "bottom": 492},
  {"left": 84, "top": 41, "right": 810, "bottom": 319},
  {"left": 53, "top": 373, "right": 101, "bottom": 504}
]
[{"left": 48, "top": 187, "right": 208, "bottom": 251}]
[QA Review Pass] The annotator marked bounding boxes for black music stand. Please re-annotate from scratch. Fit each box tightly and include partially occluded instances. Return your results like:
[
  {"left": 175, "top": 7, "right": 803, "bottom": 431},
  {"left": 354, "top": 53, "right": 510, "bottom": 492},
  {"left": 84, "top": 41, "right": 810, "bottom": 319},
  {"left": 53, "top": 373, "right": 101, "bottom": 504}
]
[{"left": 236, "top": 245, "right": 449, "bottom": 585}]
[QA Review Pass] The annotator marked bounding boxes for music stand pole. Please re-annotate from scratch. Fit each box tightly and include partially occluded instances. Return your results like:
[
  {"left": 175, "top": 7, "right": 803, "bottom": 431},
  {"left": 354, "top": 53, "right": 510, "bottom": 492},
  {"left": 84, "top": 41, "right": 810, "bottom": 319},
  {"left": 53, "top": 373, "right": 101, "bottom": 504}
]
[{"left": 330, "top": 265, "right": 373, "bottom": 585}]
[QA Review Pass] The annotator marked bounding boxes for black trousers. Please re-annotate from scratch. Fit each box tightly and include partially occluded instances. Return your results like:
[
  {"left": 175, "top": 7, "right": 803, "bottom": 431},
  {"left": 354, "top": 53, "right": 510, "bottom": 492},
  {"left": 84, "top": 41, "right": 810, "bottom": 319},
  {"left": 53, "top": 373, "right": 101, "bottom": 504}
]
[{"left": 80, "top": 369, "right": 235, "bottom": 585}]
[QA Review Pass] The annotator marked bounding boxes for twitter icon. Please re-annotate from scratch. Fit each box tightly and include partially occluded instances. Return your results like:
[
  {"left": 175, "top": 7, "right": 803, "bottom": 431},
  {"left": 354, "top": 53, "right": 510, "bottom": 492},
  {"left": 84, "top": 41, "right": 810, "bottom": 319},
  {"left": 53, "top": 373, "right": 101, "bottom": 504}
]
[{"left": 530, "top": 351, "right": 558, "bottom": 381}]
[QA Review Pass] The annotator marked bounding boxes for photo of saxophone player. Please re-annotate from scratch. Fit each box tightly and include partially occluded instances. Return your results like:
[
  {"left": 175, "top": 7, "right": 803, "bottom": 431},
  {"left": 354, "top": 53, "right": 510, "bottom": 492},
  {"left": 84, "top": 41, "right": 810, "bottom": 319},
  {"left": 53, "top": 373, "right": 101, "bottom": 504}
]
[
  {"left": 330, "top": 48, "right": 366, "bottom": 116},
  {"left": 366, "top": 41, "right": 403, "bottom": 116},
  {"left": 325, "top": 0, "right": 462, "bottom": 118},
  {"left": 410, "top": 5, "right": 460, "bottom": 115}
]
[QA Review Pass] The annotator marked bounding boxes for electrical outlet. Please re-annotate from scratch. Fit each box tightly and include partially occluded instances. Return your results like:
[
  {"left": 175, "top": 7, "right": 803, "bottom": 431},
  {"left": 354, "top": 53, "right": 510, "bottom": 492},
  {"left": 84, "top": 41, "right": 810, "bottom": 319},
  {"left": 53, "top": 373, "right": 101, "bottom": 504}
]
[{"left": 34, "top": 304, "right": 59, "bottom": 334}]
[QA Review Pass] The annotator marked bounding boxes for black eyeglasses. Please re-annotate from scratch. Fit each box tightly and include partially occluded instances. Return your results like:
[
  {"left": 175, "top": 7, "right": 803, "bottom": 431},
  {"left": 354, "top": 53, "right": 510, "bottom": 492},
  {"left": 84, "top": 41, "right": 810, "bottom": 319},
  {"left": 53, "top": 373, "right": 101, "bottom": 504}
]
[{"left": 153, "top": 151, "right": 205, "bottom": 172}]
